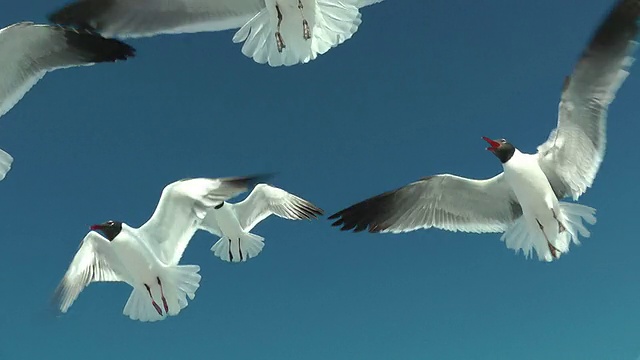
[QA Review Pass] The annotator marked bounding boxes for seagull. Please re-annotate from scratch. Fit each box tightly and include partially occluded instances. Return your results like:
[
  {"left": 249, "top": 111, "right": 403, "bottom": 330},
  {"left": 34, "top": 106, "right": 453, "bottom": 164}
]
[
  {"left": 199, "top": 183, "right": 323, "bottom": 262},
  {"left": 0, "top": 22, "right": 134, "bottom": 179},
  {"left": 329, "top": 0, "right": 638, "bottom": 262},
  {"left": 53, "top": 174, "right": 269, "bottom": 322},
  {"left": 48, "top": 0, "right": 383, "bottom": 67}
]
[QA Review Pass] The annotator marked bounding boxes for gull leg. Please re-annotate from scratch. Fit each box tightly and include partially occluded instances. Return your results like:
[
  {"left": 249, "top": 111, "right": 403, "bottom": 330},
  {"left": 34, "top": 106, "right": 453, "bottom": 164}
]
[
  {"left": 228, "top": 238, "right": 234, "bottom": 262},
  {"left": 275, "top": 4, "right": 286, "bottom": 52},
  {"left": 144, "top": 283, "right": 163, "bottom": 315},
  {"left": 298, "top": 0, "right": 311, "bottom": 40},
  {"left": 238, "top": 238, "right": 244, "bottom": 262},
  {"left": 537, "top": 219, "right": 560, "bottom": 259},
  {"left": 157, "top": 277, "right": 169, "bottom": 313},
  {"left": 551, "top": 209, "right": 566, "bottom": 233}
]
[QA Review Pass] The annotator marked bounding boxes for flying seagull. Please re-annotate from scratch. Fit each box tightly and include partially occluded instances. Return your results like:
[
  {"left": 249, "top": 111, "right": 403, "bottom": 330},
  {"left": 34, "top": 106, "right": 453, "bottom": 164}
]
[
  {"left": 53, "top": 174, "right": 269, "bottom": 322},
  {"left": 329, "top": 0, "right": 638, "bottom": 262},
  {"left": 199, "top": 183, "right": 323, "bottom": 262},
  {"left": 48, "top": 0, "right": 383, "bottom": 67},
  {"left": 0, "top": 22, "right": 134, "bottom": 179}
]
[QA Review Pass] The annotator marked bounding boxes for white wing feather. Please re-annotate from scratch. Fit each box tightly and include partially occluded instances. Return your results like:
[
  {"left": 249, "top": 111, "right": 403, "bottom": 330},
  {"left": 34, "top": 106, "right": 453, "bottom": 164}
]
[
  {"left": 330, "top": 174, "right": 522, "bottom": 234},
  {"left": 49, "top": 0, "right": 266, "bottom": 38},
  {"left": 137, "top": 176, "right": 262, "bottom": 264},
  {"left": 53, "top": 232, "right": 125, "bottom": 313},
  {"left": 537, "top": 1, "right": 640, "bottom": 200},
  {"left": 231, "top": 184, "right": 324, "bottom": 232}
]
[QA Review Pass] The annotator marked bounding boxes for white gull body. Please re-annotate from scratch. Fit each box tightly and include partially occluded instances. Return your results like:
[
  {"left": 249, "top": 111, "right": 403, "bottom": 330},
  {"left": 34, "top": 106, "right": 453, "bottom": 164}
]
[
  {"left": 54, "top": 175, "right": 266, "bottom": 321},
  {"left": 48, "top": 0, "right": 384, "bottom": 66},
  {"left": 330, "top": 0, "right": 638, "bottom": 262},
  {"left": 200, "top": 183, "right": 323, "bottom": 262}
]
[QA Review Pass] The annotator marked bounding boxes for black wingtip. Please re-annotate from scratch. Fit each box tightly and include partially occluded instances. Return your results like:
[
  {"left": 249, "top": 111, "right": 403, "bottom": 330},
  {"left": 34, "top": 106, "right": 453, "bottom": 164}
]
[
  {"left": 582, "top": 0, "right": 640, "bottom": 58},
  {"left": 63, "top": 28, "right": 136, "bottom": 62},
  {"left": 327, "top": 212, "right": 340, "bottom": 220}
]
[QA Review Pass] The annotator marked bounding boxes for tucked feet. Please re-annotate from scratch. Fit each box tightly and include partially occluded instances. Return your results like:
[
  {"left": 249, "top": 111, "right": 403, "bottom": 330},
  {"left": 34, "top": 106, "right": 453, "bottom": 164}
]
[
  {"left": 298, "top": 0, "right": 311, "bottom": 40},
  {"left": 537, "top": 219, "right": 561, "bottom": 259},
  {"left": 157, "top": 277, "right": 169, "bottom": 313},
  {"left": 275, "top": 5, "right": 286, "bottom": 52},
  {"left": 144, "top": 283, "right": 163, "bottom": 316},
  {"left": 551, "top": 209, "right": 566, "bottom": 233}
]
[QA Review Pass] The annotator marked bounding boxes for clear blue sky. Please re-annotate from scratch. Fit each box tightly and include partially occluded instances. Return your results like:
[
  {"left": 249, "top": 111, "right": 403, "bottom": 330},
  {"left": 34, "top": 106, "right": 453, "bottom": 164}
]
[{"left": 1, "top": 0, "right": 639, "bottom": 359}]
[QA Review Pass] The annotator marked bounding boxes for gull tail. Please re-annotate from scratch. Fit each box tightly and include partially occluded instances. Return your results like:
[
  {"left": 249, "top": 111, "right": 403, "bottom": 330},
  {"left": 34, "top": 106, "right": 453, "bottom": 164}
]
[
  {"left": 211, "top": 233, "right": 265, "bottom": 263},
  {"left": 311, "top": 0, "right": 362, "bottom": 55},
  {"left": 122, "top": 265, "right": 201, "bottom": 322},
  {"left": 558, "top": 202, "right": 597, "bottom": 246},
  {"left": 0, "top": 149, "right": 13, "bottom": 181},
  {"left": 232, "top": 0, "right": 361, "bottom": 67},
  {"left": 500, "top": 202, "right": 596, "bottom": 262}
]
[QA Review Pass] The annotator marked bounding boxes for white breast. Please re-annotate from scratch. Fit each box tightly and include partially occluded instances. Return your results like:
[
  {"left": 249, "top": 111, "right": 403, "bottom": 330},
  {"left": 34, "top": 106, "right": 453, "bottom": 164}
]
[
  {"left": 111, "top": 231, "right": 160, "bottom": 285},
  {"left": 502, "top": 150, "right": 557, "bottom": 212}
]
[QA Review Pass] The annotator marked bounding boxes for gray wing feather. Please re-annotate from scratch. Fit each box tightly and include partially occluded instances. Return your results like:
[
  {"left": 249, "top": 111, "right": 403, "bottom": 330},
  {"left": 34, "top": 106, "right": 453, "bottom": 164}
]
[
  {"left": 0, "top": 22, "right": 134, "bottom": 119},
  {"left": 48, "top": 0, "right": 266, "bottom": 38},
  {"left": 53, "top": 232, "right": 124, "bottom": 313},
  {"left": 231, "top": 184, "right": 324, "bottom": 232},
  {"left": 329, "top": 173, "right": 522, "bottom": 234},
  {"left": 538, "top": 0, "right": 640, "bottom": 200}
]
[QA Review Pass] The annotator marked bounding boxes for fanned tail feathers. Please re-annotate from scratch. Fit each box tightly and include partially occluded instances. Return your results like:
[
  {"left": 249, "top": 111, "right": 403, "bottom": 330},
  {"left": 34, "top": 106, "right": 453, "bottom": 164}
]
[
  {"left": 232, "top": 0, "right": 361, "bottom": 66},
  {"left": 122, "top": 265, "right": 201, "bottom": 322},
  {"left": 500, "top": 202, "right": 597, "bottom": 262},
  {"left": 211, "top": 233, "right": 265, "bottom": 263}
]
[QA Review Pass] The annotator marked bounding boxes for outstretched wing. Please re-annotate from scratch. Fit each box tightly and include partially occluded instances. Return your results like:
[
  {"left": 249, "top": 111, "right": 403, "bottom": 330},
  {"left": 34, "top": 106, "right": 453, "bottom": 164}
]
[
  {"left": 53, "top": 231, "right": 126, "bottom": 313},
  {"left": 537, "top": 0, "right": 640, "bottom": 200},
  {"left": 229, "top": 184, "right": 324, "bottom": 232},
  {"left": 329, "top": 173, "right": 522, "bottom": 234},
  {"left": 0, "top": 22, "right": 134, "bottom": 120},
  {"left": 48, "top": 0, "right": 266, "bottom": 38},
  {"left": 138, "top": 174, "right": 269, "bottom": 264}
]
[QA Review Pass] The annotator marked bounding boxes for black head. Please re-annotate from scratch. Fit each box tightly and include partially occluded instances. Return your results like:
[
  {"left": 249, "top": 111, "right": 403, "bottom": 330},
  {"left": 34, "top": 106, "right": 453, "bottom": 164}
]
[
  {"left": 90, "top": 220, "right": 122, "bottom": 241},
  {"left": 482, "top": 137, "right": 515, "bottom": 163}
]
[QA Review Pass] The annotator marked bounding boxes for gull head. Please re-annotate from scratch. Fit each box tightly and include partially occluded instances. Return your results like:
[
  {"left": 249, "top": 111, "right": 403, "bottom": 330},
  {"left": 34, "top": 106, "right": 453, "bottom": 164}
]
[
  {"left": 482, "top": 137, "right": 515, "bottom": 164},
  {"left": 90, "top": 220, "right": 123, "bottom": 241}
]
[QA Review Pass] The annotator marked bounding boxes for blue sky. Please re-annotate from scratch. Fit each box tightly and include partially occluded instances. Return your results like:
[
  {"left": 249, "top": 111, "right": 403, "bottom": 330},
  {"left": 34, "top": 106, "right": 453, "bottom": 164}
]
[{"left": 1, "top": 0, "right": 640, "bottom": 359}]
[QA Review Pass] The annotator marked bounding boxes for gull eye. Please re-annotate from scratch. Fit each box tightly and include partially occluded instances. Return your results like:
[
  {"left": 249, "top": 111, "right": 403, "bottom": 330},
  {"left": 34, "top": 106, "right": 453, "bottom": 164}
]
[
  {"left": 107, "top": 221, "right": 114, "bottom": 226},
  {"left": 500, "top": 139, "right": 506, "bottom": 143}
]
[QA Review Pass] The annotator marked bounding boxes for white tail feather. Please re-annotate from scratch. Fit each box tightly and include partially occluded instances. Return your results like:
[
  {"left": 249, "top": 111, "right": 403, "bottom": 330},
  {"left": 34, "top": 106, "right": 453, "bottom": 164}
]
[
  {"left": 211, "top": 233, "right": 265, "bottom": 263},
  {"left": 122, "top": 265, "right": 201, "bottom": 322},
  {"left": 500, "top": 202, "right": 597, "bottom": 262},
  {"left": 232, "top": 0, "right": 361, "bottom": 66}
]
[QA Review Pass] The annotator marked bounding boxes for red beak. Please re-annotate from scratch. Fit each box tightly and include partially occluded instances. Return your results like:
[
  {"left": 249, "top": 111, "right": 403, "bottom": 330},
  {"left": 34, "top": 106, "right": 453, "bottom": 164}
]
[
  {"left": 482, "top": 136, "right": 501, "bottom": 151},
  {"left": 90, "top": 224, "right": 101, "bottom": 231}
]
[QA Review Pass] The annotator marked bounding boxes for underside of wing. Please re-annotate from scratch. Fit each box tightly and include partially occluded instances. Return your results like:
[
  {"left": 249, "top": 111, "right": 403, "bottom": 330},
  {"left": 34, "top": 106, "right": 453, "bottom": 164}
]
[
  {"left": 53, "top": 232, "right": 123, "bottom": 313},
  {"left": 538, "top": 0, "right": 640, "bottom": 200},
  {"left": 138, "top": 174, "right": 269, "bottom": 264},
  {"left": 48, "top": 0, "right": 266, "bottom": 38},
  {"left": 329, "top": 174, "right": 522, "bottom": 234},
  {"left": 0, "top": 22, "right": 134, "bottom": 119},
  {"left": 232, "top": 184, "right": 324, "bottom": 232}
]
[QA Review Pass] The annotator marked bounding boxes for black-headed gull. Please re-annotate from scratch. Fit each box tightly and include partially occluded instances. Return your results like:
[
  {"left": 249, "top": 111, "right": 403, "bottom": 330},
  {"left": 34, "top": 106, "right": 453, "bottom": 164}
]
[
  {"left": 0, "top": 22, "right": 134, "bottom": 179},
  {"left": 53, "top": 174, "right": 269, "bottom": 322},
  {"left": 48, "top": 0, "right": 383, "bottom": 67},
  {"left": 199, "top": 183, "right": 323, "bottom": 262},
  {"left": 329, "top": 0, "right": 638, "bottom": 262}
]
